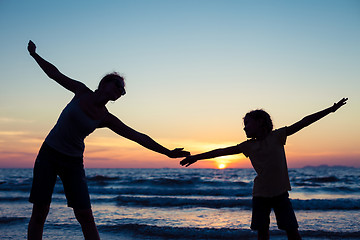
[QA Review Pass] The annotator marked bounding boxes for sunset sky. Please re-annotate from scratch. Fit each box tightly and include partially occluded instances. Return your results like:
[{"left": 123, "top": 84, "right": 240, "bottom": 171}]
[{"left": 1, "top": 0, "right": 359, "bottom": 169}]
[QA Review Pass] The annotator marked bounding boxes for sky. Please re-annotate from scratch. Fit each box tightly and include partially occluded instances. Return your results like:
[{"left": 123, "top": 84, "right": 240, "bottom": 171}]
[{"left": 0, "top": 0, "right": 359, "bottom": 169}]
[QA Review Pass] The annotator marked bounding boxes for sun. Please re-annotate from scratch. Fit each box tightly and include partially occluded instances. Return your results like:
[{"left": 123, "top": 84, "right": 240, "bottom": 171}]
[{"left": 218, "top": 163, "right": 226, "bottom": 169}]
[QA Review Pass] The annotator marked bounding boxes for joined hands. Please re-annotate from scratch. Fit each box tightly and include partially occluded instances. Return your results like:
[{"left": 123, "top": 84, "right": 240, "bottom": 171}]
[{"left": 168, "top": 148, "right": 190, "bottom": 158}]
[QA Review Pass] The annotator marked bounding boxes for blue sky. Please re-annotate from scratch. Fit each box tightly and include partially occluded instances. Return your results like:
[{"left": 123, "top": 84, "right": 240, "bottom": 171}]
[{"left": 0, "top": 0, "right": 359, "bottom": 168}]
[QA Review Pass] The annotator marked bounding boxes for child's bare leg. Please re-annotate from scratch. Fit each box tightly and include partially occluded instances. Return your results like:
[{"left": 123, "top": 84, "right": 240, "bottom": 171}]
[
  {"left": 257, "top": 228, "right": 269, "bottom": 240},
  {"left": 73, "top": 208, "right": 100, "bottom": 240},
  {"left": 286, "top": 229, "right": 301, "bottom": 240},
  {"left": 28, "top": 204, "right": 50, "bottom": 240}
]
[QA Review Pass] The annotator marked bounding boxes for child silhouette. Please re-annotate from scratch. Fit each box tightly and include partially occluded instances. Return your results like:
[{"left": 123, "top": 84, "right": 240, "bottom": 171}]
[{"left": 181, "top": 98, "right": 347, "bottom": 240}]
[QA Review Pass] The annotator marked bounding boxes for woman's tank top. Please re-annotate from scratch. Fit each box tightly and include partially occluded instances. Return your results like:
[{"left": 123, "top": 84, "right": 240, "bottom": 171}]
[{"left": 45, "top": 97, "right": 103, "bottom": 157}]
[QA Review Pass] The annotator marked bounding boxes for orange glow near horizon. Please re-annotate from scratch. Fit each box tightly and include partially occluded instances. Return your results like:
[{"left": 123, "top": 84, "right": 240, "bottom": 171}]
[{"left": 0, "top": 130, "right": 359, "bottom": 168}]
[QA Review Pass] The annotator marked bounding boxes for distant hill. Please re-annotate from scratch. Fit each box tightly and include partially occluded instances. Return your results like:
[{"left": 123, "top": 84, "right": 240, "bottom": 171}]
[{"left": 302, "top": 164, "right": 355, "bottom": 169}]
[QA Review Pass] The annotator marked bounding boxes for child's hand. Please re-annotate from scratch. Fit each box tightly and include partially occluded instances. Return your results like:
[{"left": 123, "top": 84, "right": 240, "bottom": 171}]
[
  {"left": 180, "top": 156, "right": 197, "bottom": 167},
  {"left": 331, "top": 98, "right": 348, "bottom": 112}
]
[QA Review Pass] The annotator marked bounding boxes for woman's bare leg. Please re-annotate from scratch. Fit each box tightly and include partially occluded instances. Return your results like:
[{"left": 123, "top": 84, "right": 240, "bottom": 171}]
[
  {"left": 74, "top": 208, "right": 100, "bottom": 240},
  {"left": 28, "top": 204, "right": 50, "bottom": 240}
]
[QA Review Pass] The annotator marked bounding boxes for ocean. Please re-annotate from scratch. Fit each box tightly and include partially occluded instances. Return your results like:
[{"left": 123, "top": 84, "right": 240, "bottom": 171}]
[{"left": 0, "top": 167, "right": 359, "bottom": 239}]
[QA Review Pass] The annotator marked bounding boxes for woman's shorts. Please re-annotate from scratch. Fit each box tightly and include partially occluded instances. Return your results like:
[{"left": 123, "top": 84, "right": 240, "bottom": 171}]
[
  {"left": 29, "top": 142, "right": 91, "bottom": 209},
  {"left": 251, "top": 192, "right": 298, "bottom": 231}
]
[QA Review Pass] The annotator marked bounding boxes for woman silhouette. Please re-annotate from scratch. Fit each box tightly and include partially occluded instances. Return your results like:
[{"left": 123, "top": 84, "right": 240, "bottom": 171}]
[{"left": 27, "top": 40, "right": 189, "bottom": 240}]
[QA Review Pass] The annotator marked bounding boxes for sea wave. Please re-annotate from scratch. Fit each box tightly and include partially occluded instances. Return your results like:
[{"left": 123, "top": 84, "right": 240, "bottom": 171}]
[
  {"left": 98, "top": 223, "right": 360, "bottom": 240},
  {"left": 89, "top": 186, "right": 252, "bottom": 197},
  {"left": 106, "top": 195, "right": 360, "bottom": 210},
  {"left": 0, "top": 216, "right": 27, "bottom": 224},
  {"left": 3, "top": 193, "right": 359, "bottom": 211},
  {"left": 100, "top": 223, "right": 256, "bottom": 239},
  {"left": 87, "top": 175, "right": 251, "bottom": 187},
  {"left": 292, "top": 198, "right": 360, "bottom": 210},
  {"left": 113, "top": 195, "right": 252, "bottom": 209}
]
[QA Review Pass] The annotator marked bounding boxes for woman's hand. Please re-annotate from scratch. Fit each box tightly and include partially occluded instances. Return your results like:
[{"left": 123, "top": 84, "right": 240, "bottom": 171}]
[
  {"left": 167, "top": 148, "right": 190, "bottom": 158},
  {"left": 27, "top": 40, "right": 36, "bottom": 56}
]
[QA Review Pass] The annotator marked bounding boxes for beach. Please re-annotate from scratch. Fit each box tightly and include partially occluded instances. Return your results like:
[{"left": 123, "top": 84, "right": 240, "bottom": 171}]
[{"left": 1, "top": 167, "right": 359, "bottom": 239}]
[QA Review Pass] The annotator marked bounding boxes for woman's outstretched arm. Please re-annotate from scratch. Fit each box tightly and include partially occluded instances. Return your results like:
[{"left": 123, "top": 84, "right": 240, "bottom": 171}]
[
  {"left": 286, "top": 98, "right": 348, "bottom": 136},
  {"left": 102, "top": 113, "right": 190, "bottom": 158},
  {"left": 27, "top": 40, "right": 88, "bottom": 94}
]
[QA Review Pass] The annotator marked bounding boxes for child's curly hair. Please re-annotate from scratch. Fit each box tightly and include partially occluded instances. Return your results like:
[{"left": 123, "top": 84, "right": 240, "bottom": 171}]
[{"left": 244, "top": 109, "right": 273, "bottom": 133}]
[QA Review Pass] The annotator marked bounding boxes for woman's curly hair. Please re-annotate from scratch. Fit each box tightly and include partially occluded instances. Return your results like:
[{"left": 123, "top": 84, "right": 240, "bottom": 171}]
[{"left": 98, "top": 72, "right": 125, "bottom": 90}]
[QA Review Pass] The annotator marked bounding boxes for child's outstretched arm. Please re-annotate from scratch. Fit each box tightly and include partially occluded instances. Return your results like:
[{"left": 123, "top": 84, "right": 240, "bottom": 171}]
[
  {"left": 180, "top": 144, "right": 244, "bottom": 167},
  {"left": 286, "top": 98, "right": 348, "bottom": 136}
]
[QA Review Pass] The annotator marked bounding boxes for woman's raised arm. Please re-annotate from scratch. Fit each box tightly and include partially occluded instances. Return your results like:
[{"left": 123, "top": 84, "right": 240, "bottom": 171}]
[{"left": 28, "top": 40, "right": 88, "bottom": 94}]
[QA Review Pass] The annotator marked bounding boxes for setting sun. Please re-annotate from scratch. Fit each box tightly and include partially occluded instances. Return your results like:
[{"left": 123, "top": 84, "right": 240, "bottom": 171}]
[{"left": 218, "top": 164, "right": 226, "bottom": 169}]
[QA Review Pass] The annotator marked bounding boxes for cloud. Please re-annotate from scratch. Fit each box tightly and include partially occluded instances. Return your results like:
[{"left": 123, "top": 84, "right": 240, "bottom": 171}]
[
  {"left": 0, "top": 131, "right": 29, "bottom": 136},
  {"left": 0, "top": 117, "right": 33, "bottom": 123}
]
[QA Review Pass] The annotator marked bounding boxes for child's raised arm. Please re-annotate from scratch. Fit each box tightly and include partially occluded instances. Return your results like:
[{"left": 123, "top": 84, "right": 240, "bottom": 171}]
[
  {"left": 180, "top": 144, "right": 244, "bottom": 167},
  {"left": 286, "top": 98, "right": 348, "bottom": 136}
]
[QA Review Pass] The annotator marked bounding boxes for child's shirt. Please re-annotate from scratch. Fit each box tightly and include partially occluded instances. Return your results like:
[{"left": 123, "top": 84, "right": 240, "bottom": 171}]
[{"left": 240, "top": 127, "right": 291, "bottom": 197}]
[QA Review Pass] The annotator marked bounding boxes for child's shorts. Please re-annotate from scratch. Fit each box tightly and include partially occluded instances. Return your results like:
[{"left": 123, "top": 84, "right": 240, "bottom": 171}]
[
  {"left": 251, "top": 192, "right": 298, "bottom": 231},
  {"left": 29, "top": 142, "right": 91, "bottom": 209}
]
